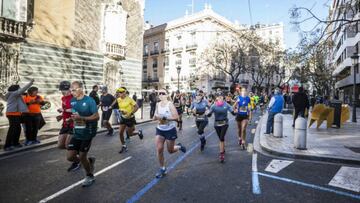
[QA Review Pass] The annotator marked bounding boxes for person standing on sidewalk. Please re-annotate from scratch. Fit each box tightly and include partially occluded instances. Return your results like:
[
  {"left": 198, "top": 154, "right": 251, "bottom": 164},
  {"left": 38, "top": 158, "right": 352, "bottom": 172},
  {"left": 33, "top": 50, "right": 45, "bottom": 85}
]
[
  {"left": 154, "top": 88, "right": 186, "bottom": 178},
  {"left": 99, "top": 86, "right": 115, "bottom": 136},
  {"left": 115, "top": 87, "right": 143, "bottom": 153},
  {"left": 67, "top": 81, "right": 99, "bottom": 187},
  {"left": 292, "top": 86, "right": 309, "bottom": 127},
  {"left": 22, "top": 86, "right": 46, "bottom": 145},
  {"left": 149, "top": 90, "right": 157, "bottom": 119},
  {"left": 3, "top": 79, "right": 34, "bottom": 151},
  {"left": 89, "top": 85, "right": 100, "bottom": 107},
  {"left": 265, "top": 88, "right": 284, "bottom": 135}
]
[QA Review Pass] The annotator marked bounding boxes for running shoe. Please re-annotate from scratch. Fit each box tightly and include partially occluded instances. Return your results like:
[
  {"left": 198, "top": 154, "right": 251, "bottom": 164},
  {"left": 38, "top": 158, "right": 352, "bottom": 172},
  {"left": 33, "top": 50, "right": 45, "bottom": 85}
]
[
  {"left": 67, "top": 162, "right": 81, "bottom": 172},
  {"left": 177, "top": 143, "right": 186, "bottom": 153},
  {"left": 24, "top": 140, "right": 32, "bottom": 146},
  {"left": 118, "top": 145, "right": 128, "bottom": 154},
  {"left": 219, "top": 152, "right": 225, "bottom": 163},
  {"left": 155, "top": 167, "right": 167, "bottom": 178},
  {"left": 200, "top": 137, "right": 206, "bottom": 151},
  {"left": 3, "top": 146, "right": 14, "bottom": 151},
  {"left": 241, "top": 143, "right": 247, "bottom": 150},
  {"left": 34, "top": 140, "right": 41, "bottom": 144},
  {"left": 89, "top": 157, "right": 96, "bottom": 174},
  {"left": 238, "top": 139, "right": 242, "bottom": 146},
  {"left": 82, "top": 175, "right": 95, "bottom": 187},
  {"left": 107, "top": 128, "right": 114, "bottom": 136},
  {"left": 138, "top": 130, "right": 144, "bottom": 140},
  {"left": 13, "top": 144, "right": 23, "bottom": 148}
]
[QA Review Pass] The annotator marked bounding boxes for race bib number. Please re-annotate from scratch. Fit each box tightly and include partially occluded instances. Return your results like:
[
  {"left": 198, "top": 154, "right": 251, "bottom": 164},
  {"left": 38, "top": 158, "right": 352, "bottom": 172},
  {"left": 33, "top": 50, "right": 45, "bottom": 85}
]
[
  {"left": 215, "top": 120, "right": 227, "bottom": 126},
  {"left": 239, "top": 106, "right": 247, "bottom": 113},
  {"left": 196, "top": 114, "right": 206, "bottom": 121},
  {"left": 102, "top": 106, "right": 109, "bottom": 112}
]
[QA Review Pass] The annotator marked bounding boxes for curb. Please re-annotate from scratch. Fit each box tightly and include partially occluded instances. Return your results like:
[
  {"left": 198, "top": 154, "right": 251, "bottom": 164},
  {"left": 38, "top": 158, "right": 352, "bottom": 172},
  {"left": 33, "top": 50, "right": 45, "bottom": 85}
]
[
  {"left": 255, "top": 114, "right": 360, "bottom": 166},
  {"left": 0, "top": 119, "right": 153, "bottom": 158}
]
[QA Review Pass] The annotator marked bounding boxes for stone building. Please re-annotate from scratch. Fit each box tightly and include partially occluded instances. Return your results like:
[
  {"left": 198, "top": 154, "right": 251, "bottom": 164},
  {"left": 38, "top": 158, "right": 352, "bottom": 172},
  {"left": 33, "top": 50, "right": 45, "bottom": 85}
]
[{"left": 0, "top": 0, "right": 144, "bottom": 112}]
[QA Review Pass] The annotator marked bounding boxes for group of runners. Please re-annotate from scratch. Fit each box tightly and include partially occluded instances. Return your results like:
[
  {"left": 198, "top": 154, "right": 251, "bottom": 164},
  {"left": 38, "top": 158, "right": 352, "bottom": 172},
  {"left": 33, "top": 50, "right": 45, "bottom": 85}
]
[{"left": 55, "top": 80, "right": 267, "bottom": 186}]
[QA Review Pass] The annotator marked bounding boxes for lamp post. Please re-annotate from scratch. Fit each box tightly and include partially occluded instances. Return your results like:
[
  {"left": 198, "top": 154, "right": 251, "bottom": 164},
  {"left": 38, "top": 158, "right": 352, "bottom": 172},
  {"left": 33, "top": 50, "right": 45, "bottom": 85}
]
[
  {"left": 350, "top": 52, "right": 358, "bottom": 122},
  {"left": 176, "top": 66, "right": 181, "bottom": 91}
]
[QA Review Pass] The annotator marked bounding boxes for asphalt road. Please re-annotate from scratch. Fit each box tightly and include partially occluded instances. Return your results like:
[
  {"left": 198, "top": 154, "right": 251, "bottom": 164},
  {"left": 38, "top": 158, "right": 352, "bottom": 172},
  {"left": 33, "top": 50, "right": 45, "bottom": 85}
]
[{"left": 0, "top": 111, "right": 359, "bottom": 203}]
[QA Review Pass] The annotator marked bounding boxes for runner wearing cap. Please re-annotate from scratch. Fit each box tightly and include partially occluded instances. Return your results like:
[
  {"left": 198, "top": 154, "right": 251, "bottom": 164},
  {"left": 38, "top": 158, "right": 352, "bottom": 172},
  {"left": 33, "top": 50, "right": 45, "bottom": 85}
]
[{"left": 99, "top": 86, "right": 115, "bottom": 136}]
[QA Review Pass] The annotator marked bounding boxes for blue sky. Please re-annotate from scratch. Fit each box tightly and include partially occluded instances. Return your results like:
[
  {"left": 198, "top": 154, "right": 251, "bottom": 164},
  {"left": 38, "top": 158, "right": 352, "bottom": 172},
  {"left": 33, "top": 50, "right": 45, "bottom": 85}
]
[{"left": 144, "top": 0, "right": 330, "bottom": 49}]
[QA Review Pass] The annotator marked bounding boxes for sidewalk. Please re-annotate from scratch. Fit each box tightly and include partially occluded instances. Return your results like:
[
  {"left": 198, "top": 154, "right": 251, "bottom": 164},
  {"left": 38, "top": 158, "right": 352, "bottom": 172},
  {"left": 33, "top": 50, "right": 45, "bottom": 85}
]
[
  {"left": 258, "top": 112, "right": 360, "bottom": 165},
  {"left": 0, "top": 105, "right": 153, "bottom": 157}
]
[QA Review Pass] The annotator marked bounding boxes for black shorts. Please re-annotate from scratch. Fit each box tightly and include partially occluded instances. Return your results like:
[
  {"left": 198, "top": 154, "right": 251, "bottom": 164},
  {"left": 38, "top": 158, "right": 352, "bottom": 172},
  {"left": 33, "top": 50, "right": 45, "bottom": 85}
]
[
  {"left": 236, "top": 114, "right": 249, "bottom": 122},
  {"left": 156, "top": 127, "right": 177, "bottom": 140},
  {"left": 120, "top": 116, "right": 136, "bottom": 127},
  {"left": 67, "top": 137, "right": 92, "bottom": 152},
  {"left": 59, "top": 126, "right": 74, "bottom": 135},
  {"left": 176, "top": 107, "right": 183, "bottom": 115},
  {"left": 102, "top": 110, "right": 112, "bottom": 121}
]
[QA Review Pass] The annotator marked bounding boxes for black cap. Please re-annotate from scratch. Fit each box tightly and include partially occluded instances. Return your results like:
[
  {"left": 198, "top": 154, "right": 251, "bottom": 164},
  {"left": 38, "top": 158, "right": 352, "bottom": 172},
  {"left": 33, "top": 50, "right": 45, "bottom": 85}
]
[{"left": 59, "top": 81, "right": 71, "bottom": 91}]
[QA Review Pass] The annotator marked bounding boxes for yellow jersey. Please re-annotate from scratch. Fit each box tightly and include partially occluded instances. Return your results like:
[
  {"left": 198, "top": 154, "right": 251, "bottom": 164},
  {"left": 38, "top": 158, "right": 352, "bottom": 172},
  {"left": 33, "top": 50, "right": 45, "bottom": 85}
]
[{"left": 117, "top": 96, "right": 136, "bottom": 118}]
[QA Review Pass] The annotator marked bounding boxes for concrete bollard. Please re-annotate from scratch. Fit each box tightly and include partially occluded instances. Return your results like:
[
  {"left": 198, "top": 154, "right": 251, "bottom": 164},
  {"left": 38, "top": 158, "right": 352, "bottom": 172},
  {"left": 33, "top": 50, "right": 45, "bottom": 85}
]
[
  {"left": 273, "top": 113, "right": 283, "bottom": 138},
  {"left": 294, "top": 117, "right": 307, "bottom": 149}
]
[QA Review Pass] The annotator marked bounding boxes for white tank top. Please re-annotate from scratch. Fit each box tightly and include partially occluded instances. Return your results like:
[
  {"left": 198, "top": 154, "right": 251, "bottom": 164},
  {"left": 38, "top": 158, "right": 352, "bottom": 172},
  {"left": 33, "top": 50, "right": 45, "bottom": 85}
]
[{"left": 156, "top": 101, "right": 176, "bottom": 131}]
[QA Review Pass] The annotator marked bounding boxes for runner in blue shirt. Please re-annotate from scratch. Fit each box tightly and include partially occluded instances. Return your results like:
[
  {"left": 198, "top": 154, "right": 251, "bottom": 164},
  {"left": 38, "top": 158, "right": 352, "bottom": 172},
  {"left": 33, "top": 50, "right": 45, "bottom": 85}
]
[
  {"left": 190, "top": 90, "right": 210, "bottom": 151},
  {"left": 233, "top": 87, "right": 252, "bottom": 150}
]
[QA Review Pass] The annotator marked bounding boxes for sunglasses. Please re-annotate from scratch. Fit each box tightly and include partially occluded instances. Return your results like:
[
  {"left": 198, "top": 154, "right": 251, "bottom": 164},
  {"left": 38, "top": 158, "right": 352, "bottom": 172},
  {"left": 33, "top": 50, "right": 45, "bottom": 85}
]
[
  {"left": 159, "top": 92, "right": 167, "bottom": 95},
  {"left": 70, "top": 88, "right": 81, "bottom": 92}
]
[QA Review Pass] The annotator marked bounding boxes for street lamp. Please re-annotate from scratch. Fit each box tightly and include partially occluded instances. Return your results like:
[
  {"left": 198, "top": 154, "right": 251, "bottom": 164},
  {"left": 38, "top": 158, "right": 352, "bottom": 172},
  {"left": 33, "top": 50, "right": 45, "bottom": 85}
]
[
  {"left": 176, "top": 66, "right": 181, "bottom": 91},
  {"left": 350, "top": 52, "right": 358, "bottom": 122}
]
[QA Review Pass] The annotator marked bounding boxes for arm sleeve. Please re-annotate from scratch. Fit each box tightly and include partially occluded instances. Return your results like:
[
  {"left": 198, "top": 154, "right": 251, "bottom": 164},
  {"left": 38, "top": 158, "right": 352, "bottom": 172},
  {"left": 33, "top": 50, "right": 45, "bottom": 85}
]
[
  {"left": 15, "top": 80, "right": 34, "bottom": 96},
  {"left": 227, "top": 103, "right": 234, "bottom": 112}
]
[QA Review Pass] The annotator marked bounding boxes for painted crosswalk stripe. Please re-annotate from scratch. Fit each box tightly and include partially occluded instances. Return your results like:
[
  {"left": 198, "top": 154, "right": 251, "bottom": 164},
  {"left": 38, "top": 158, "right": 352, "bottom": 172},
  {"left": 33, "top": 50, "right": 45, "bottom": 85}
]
[
  {"left": 265, "top": 159, "right": 293, "bottom": 173},
  {"left": 329, "top": 166, "right": 360, "bottom": 192}
]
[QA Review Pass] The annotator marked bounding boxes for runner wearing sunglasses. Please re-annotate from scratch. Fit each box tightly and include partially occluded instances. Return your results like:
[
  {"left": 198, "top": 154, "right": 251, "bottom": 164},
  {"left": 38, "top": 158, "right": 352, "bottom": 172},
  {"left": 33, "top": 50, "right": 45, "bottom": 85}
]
[
  {"left": 154, "top": 89, "right": 186, "bottom": 178},
  {"left": 190, "top": 90, "right": 210, "bottom": 151}
]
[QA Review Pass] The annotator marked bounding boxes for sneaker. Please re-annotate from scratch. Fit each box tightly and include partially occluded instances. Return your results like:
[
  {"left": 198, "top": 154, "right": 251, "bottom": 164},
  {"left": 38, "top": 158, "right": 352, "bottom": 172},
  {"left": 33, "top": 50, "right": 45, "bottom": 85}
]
[
  {"left": 238, "top": 139, "right": 242, "bottom": 146},
  {"left": 82, "top": 175, "right": 95, "bottom": 187},
  {"left": 200, "top": 137, "right": 206, "bottom": 151},
  {"left": 240, "top": 143, "right": 247, "bottom": 150},
  {"left": 34, "top": 140, "right": 41, "bottom": 144},
  {"left": 13, "top": 144, "right": 23, "bottom": 148},
  {"left": 107, "top": 128, "right": 114, "bottom": 136},
  {"left": 219, "top": 152, "right": 225, "bottom": 163},
  {"left": 67, "top": 162, "right": 81, "bottom": 172},
  {"left": 138, "top": 130, "right": 144, "bottom": 140},
  {"left": 3, "top": 146, "right": 14, "bottom": 151},
  {"left": 177, "top": 143, "right": 186, "bottom": 153},
  {"left": 24, "top": 140, "right": 32, "bottom": 146},
  {"left": 89, "top": 157, "right": 96, "bottom": 174},
  {"left": 118, "top": 145, "right": 128, "bottom": 154},
  {"left": 155, "top": 167, "right": 167, "bottom": 178}
]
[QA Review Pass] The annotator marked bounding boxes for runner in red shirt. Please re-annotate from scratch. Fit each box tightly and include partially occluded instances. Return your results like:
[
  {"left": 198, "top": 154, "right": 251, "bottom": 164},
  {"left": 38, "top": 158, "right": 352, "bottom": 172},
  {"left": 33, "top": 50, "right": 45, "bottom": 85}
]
[{"left": 56, "top": 81, "right": 80, "bottom": 172}]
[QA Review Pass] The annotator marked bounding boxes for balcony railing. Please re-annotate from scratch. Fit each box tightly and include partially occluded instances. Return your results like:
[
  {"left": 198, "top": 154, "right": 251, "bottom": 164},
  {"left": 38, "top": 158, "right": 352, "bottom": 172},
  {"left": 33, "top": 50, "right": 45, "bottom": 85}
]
[
  {"left": 186, "top": 44, "right": 198, "bottom": 50},
  {"left": 105, "top": 42, "right": 126, "bottom": 60},
  {"left": 143, "top": 52, "right": 149, "bottom": 57},
  {"left": 0, "top": 17, "right": 31, "bottom": 42},
  {"left": 150, "top": 50, "right": 159, "bottom": 55},
  {"left": 143, "top": 77, "right": 159, "bottom": 83},
  {"left": 161, "top": 48, "right": 170, "bottom": 53},
  {"left": 173, "top": 47, "right": 183, "bottom": 53}
]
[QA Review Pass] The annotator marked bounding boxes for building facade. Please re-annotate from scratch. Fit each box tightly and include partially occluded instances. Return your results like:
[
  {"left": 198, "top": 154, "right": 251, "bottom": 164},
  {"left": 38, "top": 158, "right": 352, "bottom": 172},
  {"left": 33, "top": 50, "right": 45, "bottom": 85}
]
[
  {"left": 328, "top": 0, "right": 360, "bottom": 106},
  {"left": 143, "top": 4, "right": 284, "bottom": 93},
  {"left": 0, "top": 0, "right": 144, "bottom": 112}
]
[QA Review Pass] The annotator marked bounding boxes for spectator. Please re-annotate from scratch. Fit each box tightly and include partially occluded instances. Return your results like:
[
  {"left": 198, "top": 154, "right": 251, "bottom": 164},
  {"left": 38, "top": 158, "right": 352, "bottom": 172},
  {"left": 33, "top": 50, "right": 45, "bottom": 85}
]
[
  {"left": 149, "top": 90, "right": 157, "bottom": 119},
  {"left": 22, "top": 86, "right": 46, "bottom": 145},
  {"left": 132, "top": 92, "right": 137, "bottom": 101},
  {"left": 4, "top": 79, "right": 34, "bottom": 151},
  {"left": 89, "top": 85, "right": 100, "bottom": 106},
  {"left": 264, "top": 88, "right": 284, "bottom": 135},
  {"left": 292, "top": 87, "right": 310, "bottom": 127}
]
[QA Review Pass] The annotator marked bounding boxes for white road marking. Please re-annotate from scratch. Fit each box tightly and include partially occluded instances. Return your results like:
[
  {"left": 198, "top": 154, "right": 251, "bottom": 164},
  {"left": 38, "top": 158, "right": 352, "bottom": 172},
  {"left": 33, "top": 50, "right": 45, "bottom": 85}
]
[
  {"left": 252, "top": 153, "right": 261, "bottom": 194},
  {"left": 265, "top": 159, "right": 293, "bottom": 173},
  {"left": 39, "top": 156, "right": 132, "bottom": 203},
  {"left": 191, "top": 124, "right": 196, "bottom": 128},
  {"left": 329, "top": 166, "right": 360, "bottom": 192}
]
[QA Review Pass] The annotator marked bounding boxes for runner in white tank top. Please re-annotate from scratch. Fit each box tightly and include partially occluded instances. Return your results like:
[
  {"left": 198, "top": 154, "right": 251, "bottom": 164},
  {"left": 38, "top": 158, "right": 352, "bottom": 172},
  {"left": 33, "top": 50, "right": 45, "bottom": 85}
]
[{"left": 153, "top": 89, "right": 187, "bottom": 178}]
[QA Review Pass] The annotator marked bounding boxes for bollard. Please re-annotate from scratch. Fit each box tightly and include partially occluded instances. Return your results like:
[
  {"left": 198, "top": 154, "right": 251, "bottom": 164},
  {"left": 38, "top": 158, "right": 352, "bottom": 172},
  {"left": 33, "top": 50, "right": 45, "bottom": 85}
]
[
  {"left": 273, "top": 113, "right": 283, "bottom": 138},
  {"left": 294, "top": 117, "right": 307, "bottom": 149}
]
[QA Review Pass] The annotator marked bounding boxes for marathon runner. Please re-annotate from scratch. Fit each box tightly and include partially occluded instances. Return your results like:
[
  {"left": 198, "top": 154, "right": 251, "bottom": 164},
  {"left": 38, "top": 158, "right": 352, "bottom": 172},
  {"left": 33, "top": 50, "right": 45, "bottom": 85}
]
[
  {"left": 114, "top": 87, "right": 143, "bottom": 153},
  {"left": 154, "top": 89, "right": 186, "bottom": 178},
  {"left": 207, "top": 92, "right": 236, "bottom": 163},
  {"left": 67, "top": 81, "right": 99, "bottom": 187},
  {"left": 99, "top": 86, "right": 115, "bottom": 136},
  {"left": 234, "top": 87, "right": 252, "bottom": 150},
  {"left": 185, "top": 94, "right": 192, "bottom": 118},
  {"left": 56, "top": 81, "right": 81, "bottom": 172},
  {"left": 173, "top": 90, "right": 185, "bottom": 130},
  {"left": 190, "top": 90, "right": 210, "bottom": 151}
]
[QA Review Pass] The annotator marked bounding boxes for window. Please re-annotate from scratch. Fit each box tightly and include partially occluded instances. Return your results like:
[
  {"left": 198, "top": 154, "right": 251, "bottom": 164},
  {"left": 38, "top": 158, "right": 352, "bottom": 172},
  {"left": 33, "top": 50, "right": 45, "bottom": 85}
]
[
  {"left": 144, "top": 44, "right": 148, "bottom": 54},
  {"left": 190, "top": 32, "right": 196, "bottom": 44},
  {"left": 153, "top": 58, "right": 158, "bottom": 67},
  {"left": 164, "top": 56, "right": 169, "bottom": 66},
  {"left": 154, "top": 42, "right": 159, "bottom": 52},
  {"left": 189, "top": 52, "right": 196, "bottom": 66},
  {"left": 143, "top": 59, "right": 147, "bottom": 69},
  {"left": 165, "top": 39, "right": 169, "bottom": 50},
  {"left": 175, "top": 54, "right": 182, "bottom": 65}
]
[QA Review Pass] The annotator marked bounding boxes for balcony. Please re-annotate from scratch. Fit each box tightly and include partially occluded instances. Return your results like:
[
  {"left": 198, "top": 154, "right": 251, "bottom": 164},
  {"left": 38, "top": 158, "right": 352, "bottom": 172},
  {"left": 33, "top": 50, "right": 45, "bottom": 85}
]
[
  {"left": 173, "top": 47, "right": 183, "bottom": 53},
  {"left": 104, "top": 42, "right": 126, "bottom": 60},
  {"left": 161, "top": 48, "right": 170, "bottom": 53},
  {"left": 143, "top": 77, "right": 159, "bottom": 83},
  {"left": 0, "top": 17, "right": 32, "bottom": 42},
  {"left": 186, "top": 44, "right": 198, "bottom": 51},
  {"left": 335, "top": 74, "right": 360, "bottom": 89},
  {"left": 150, "top": 50, "right": 159, "bottom": 56},
  {"left": 143, "top": 52, "right": 149, "bottom": 57}
]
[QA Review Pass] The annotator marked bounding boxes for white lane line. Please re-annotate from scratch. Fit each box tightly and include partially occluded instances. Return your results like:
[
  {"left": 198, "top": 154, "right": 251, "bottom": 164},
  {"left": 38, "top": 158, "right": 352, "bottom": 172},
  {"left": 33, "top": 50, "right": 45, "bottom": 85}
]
[
  {"left": 265, "top": 159, "right": 293, "bottom": 174},
  {"left": 329, "top": 166, "right": 360, "bottom": 192},
  {"left": 191, "top": 124, "right": 196, "bottom": 128},
  {"left": 39, "top": 156, "right": 132, "bottom": 203},
  {"left": 252, "top": 153, "right": 261, "bottom": 194}
]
